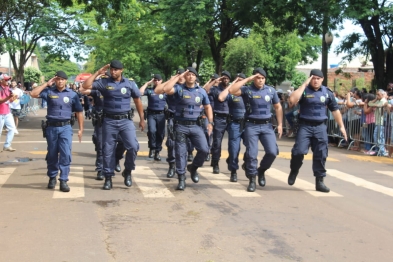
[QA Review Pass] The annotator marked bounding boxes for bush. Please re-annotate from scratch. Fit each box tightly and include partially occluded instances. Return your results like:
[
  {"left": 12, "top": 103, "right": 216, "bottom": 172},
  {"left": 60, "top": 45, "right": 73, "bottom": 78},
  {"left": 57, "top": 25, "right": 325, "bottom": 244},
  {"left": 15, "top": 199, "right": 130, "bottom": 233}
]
[{"left": 24, "top": 67, "right": 43, "bottom": 84}]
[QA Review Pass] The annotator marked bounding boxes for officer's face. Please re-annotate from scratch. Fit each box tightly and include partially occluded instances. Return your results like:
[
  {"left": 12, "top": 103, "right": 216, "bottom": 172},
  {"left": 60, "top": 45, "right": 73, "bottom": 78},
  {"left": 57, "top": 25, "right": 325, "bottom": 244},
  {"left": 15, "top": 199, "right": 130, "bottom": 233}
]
[
  {"left": 110, "top": 67, "right": 123, "bottom": 79},
  {"left": 153, "top": 78, "right": 162, "bottom": 86},
  {"left": 310, "top": 75, "right": 323, "bottom": 89},
  {"left": 178, "top": 75, "right": 185, "bottom": 84},
  {"left": 221, "top": 76, "right": 230, "bottom": 86},
  {"left": 185, "top": 72, "right": 196, "bottom": 85},
  {"left": 253, "top": 74, "right": 266, "bottom": 88},
  {"left": 55, "top": 77, "right": 67, "bottom": 88}
]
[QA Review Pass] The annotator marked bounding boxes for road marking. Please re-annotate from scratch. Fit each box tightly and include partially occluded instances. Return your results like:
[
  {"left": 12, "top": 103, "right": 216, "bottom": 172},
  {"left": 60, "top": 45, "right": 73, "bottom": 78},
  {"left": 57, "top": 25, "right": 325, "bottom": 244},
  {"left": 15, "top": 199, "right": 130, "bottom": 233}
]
[
  {"left": 327, "top": 169, "right": 393, "bottom": 197},
  {"left": 198, "top": 167, "right": 260, "bottom": 197},
  {"left": 133, "top": 166, "right": 174, "bottom": 198},
  {"left": 0, "top": 168, "right": 16, "bottom": 188},
  {"left": 266, "top": 168, "right": 342, "bottom": 197},
  {"left": 346, "top": 154, "right": 393, "bottom": 164},
  {"left": 277, "top": 152, "right": 339, "bottom": 162},
  {"left": 53, "top": 166, "right": 85, "bottom": 199},
  {"left": 14, "top": 141, "right": 148, "bottom": 144},
  {"left": 375, "top": 170, "right": 393, "bottom": 178}
]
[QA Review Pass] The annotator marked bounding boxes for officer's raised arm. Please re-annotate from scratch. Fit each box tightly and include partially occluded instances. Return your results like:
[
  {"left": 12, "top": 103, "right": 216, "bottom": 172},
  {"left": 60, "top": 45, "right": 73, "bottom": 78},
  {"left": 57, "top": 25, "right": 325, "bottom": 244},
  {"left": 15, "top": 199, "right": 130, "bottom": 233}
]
[
  {"left": 82, "top": 64, "right": 110, "bottom": 90},
  {"left": 163, "top": 71, "right": 186, "bottom": 95},
  {"left": 140, "top": 78, "right": 154, "bottom": 95},
  {"left": 219, "top": 77, "right": 239, "bottom": 102},
  {"left": 288, "top": 76, "right": 312, "bottom": 107},
  {"left": 229, "top": 75, "right": 256, "bottom": 96},
  {"left": 30, "top": 77, "right": 56, "bottom": 98}
]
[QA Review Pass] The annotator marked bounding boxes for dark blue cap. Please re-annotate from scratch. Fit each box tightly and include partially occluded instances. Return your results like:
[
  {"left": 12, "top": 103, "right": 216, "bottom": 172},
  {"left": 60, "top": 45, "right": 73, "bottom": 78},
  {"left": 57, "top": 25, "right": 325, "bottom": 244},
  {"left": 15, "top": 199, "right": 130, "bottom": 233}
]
[
  {"left": 177, "top": 68, "right": 185, "bottom": 74},
  {"left": 186, "top": 67, "right": 198, "bottom": 77},
  {"left": 221, "top": 70, "right": 231, "bottom": 79},
  {"left": 236, "top": 73, "right": 246, "bottom": 79},
  {"left": 110, "top": 60, "right": 123, "bottom": 69},
  {"left": 211, "top": 73, "right": 219, "bottom": 79},
  {"left": 310, "top": 69, "right": 324, "bottom": 78},
  {"left": 153, "top": 74, "right": 162, "bottom": 80},
  {"left": 55, "top": 71, "right": 68, "bottom": 80},
  {"left": 252, "top": 68, "right": 266, "bottom": 78}
]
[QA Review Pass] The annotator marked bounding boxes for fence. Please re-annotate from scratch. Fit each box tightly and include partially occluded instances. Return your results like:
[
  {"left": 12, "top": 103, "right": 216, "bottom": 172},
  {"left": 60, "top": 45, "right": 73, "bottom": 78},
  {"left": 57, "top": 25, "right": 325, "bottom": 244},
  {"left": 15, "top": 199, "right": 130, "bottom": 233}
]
[{"left": 19, "top": 94, "right": 40, "bottom": 119}]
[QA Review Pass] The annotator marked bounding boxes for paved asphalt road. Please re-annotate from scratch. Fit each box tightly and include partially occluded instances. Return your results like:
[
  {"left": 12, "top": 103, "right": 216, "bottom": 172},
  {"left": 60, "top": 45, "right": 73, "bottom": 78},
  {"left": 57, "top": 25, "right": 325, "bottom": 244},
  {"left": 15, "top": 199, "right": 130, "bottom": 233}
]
[{"left": 1, "top": 109, "right": 393, "bottom": 262}]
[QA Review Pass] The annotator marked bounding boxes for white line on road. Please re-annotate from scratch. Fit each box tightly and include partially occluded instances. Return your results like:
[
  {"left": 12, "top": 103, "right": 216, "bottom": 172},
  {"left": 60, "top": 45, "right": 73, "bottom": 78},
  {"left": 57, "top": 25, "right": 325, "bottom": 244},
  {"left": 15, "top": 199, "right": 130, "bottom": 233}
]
[
  {"left": 375, "top": 170, "right": 393, "bottom": 178},
  {"left": 53, "top": 167, "right": 85, "bottom": 199},
  {"left": 198, "top": 167, "right": 260, "bottom": 197},
  {"left": 0, "top": 168, "right": 16, "bottom": 188},
  {"left": 327, "top": 169, "right": 393, "bottom": 197},
  {"left": 267, "top": 168, "right": 342, "bottom": 197},
  {"left": 133, "top": 166, "right": 174, "bottom": 198}
]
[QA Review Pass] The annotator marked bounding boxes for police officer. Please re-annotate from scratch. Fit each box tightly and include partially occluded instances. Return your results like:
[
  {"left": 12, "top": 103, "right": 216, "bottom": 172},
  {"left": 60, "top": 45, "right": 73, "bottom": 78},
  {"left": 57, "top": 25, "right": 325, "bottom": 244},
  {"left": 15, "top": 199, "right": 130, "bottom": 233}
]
[
  {"left": 204, "top": 71, "right": 231, "bottom": 173},
  {"left": 154, "top": 69, "right": 185, "bottom": 177},
  {"left": 140, "top": 74, "right": 166, "bottom": 161},
  {"left": 31, "top": 71, "right": 84, "bottom": 192},
  {"left": 203, "top": 73, "right": 219, "bottom": 161},
  {"left": 79, "top": 77, "right": 126, "bottom": 180},
  {"left": 287, "top": 69, "right": 347, "bottom": 193},
  {"left": 229, "top": 68, "right": 283, "bottom": 192},
  {"left": 218, "top": 74, "right": 247, "bottom": 182},
  {"left": 82, "top": 60, "right": 145, "bottom": 190},
  {"left": 163, "top": 68, "right": 213, "bottom": 190}
]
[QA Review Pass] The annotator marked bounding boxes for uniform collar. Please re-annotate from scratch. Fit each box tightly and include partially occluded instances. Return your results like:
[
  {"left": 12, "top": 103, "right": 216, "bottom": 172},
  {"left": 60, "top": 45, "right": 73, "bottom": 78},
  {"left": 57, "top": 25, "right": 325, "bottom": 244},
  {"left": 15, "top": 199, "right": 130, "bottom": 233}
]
[
  {"left": 307, "top": 85, "right": 323, "bottom": 92},
  {"left": 53, "top": 87, "right": 71, "bottom": 92},
  {"left": 250, "top": 83, "right": 266, "bottom": 90}
]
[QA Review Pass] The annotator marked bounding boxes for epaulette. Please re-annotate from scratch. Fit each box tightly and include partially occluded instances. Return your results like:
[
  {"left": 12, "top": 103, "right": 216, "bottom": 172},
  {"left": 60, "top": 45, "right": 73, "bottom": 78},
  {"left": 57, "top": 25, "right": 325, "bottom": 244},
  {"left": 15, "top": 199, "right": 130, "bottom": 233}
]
[
  {"left": 327, "top": 87, "right": 334, "bottom": 93},
  {"left": 129, "top": 78, "right": 134, "bottom": 81}
]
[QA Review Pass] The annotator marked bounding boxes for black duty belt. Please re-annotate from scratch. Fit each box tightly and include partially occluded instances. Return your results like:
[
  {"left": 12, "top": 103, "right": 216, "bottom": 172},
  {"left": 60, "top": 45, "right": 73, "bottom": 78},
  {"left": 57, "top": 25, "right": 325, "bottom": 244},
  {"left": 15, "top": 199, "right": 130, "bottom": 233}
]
[
  {"left": 299, "top": 119, "right": 325, "bottom": 126},
  {"left": 230, "top": 118, "right": 244, "bottom": 124},
  {"left": 246, "top": 118, "right": 271, "bottom": 124},
  {"left": 214, "top": 112, "right": 229, "bottom": 118},
  {"left": 104, "top": 114, "right": 128, "bottom": 120},
  {"left": 47, "top": 121, "right": 71, "bottom": 127},
  {"left": 175, "top": 120, "right": 198, "bottom": 125},
  {"left": 148, "top": 110, "right": 164, "bottom": 115}
]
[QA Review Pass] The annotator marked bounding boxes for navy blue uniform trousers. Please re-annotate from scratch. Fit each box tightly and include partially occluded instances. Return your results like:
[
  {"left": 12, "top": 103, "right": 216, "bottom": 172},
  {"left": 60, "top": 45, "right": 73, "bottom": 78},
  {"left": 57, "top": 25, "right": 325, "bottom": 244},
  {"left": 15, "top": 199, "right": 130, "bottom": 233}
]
[
  {"left": 166, "top": 118, "right": 175, "bottom": 163},
  {"left": 290, "top": 123, "right": 328, "bottom": 177},
  {"left": 227, "top": 121, "right": 244, "bottom": 171},
  {"left": 211, "top": 116, "right": 228, "bottom": 161},
  {"left": 102, "top": 118, "right": 139, "bottom": 177},
  {"left": 147, "top": 113, "right": 165, "bottom": 152}
]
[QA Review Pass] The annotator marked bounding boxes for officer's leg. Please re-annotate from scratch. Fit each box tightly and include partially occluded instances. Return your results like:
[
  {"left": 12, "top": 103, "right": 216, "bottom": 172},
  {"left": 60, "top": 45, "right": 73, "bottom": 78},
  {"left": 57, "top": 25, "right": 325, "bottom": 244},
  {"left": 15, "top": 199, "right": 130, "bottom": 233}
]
[
  {"left": 156, "top": 114, "right": 166, "bottom": 152},
  {"left": 147, "top": 114, "right": 156, "bottom": 154},
  {"left": 166, "top": 118, "right": 176, "bottom": 178},
  {"left": 189, "top": 125, "right": 209, "bottom": 167},
  {"left": 95, "top": 125, "right": 103, "bottom": 171},
  {"left": 211, "top": 117, "right": 227, "bottom": 162},
  {"left": 310, "top": 125, "right": 330, "bottom": 192},
  {"left": 187, "top": 137, "right": 195, "bottom": 160},
  {"left": 57, "top": 125, "right": 73, "bottom": 192},
  {"left": 114, "top": 138, "right": 125, "bottom": 172},
  {"left": 227, "top": 122, "right": 241, "bottom": 182},
  {"left": 175, "top": 124, "right": 188, "bottom": 190},
  {"left": 257, "top": 124, "right": 279, "bottom": 187},
  {"left": 45, "top": 126, "right": 59, "bottom": 188},
  {"left": 102, "top": 118, "right": 117, "bottom": 179},
  {"left": 243, "top": 123, "right": 259, "bottom": 192},
  {"left": 288, "top": 125, "right": 312, "bottom": 185},
  {"left": 203, "top": 118, "right": 211, "bottom": 161}
]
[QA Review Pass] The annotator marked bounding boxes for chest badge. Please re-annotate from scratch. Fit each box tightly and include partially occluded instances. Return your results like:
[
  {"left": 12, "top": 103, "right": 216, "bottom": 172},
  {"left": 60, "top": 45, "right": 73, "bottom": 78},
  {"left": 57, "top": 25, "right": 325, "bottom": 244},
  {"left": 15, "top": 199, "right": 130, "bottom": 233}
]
[
  {"left": 265, "top": 95, "right": 270, "bottom": 102},
  {"left": 195, "top": 97, "right": 201, "bottom": 103},
  {"left": 121, "top": 87, "right": 127, "bottom": 94},
  {"left": 320, "top": 96, "right": 326, "bottom": 103},
  {"left": 63, "top": 97, "right": 70, "bottom": 103},
  {"left": 159, "top": 94, "right": 164, "bottom": 99}
]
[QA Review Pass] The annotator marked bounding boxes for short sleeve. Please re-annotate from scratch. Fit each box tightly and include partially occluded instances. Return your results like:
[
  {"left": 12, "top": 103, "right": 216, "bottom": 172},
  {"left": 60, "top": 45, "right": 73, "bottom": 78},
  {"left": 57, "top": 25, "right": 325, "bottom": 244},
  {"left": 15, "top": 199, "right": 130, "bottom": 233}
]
[
  {"left": 89, "top": 90, "right": 98, "bottom": 98},
  {"left": 130, "top": 81, "right": 140, "bottom": 99},
  {"left": 39, "top": 88, "right": 49, "bottom": 100},
  {"left": 201, "top": 89, "right": 210, "bottom": 105},
  {"left": 271, "top": 90, "right": 280, "bottom": 104},
  {"left": 72, "top": 92, "right": 83, "bottom": 112},
  {"left": 92, "top": 78, "right": 107, "bottom": 92},
  {"left": 327, "top": 90, "right": 339, "bottom": 111}
]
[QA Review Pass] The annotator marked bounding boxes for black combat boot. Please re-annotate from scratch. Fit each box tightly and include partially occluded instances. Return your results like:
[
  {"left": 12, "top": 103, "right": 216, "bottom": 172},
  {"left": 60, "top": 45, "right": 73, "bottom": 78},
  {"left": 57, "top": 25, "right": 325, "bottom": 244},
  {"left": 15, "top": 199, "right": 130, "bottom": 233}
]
[
  {"left": 187, "top": 152, "right": 194, "bottom": 162},
  {"left": 257, "top": 168, "right": 266, "bottom": 187},
  {"left": 59, "top": 181, "right": 70, "bottom": 192},
  {"left": 96, "top": 171, "right": 104, "bottom": 180},
  {"left": 115, "top": 160, "right": 121, "bottom": 172},
  {"left": 47, "top": 177, "right": 57, "bottom": 189},
  {"left": 288, "top": 170, "right": 299, "bottom": 185},
  {"left": 187, "top": 164, "right": 199, "bottom": 183},
  {"left": 167, "top": 163, "right": 175, "bottom": 178},
  {"left": 103, "top": 177, "right": 112, "bottom": 190},
  {"left": 211, "top": 160, "right": 220, "bottom": 174},
  {"left": 154, "top": 150, "right": 161, "bottom": 161},
  {"left": 148, "top": 149, "right": 154, "bottom": 158},
  {"left": 315, "top": 177, "right": 330, "bottom": 193},
  {"left": 176, "top": 174, "right": 186, "bottom": 190},
  {"left": 230, "top": 170, "right": 237, "bottom": 182},
  {"left": 205, "top": 153, "right": 210, "bottom": 162},
  {"left": 247, "top": 176, "right": 256, "bottom": 192},
  {"left": 122, "top": 170, "right": 132, "bottom": 187}
]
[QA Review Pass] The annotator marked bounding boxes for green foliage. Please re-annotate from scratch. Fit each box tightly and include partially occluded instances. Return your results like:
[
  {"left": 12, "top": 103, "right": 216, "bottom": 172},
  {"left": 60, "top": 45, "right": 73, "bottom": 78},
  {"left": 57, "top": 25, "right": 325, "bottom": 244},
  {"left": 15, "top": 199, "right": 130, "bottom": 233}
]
[
  {"left": 24, "top": 66, "right": 43, "bottom": 84},
  {"left": 290, "top": 71, "right": 307, "bottom": 88},
  {"left": 198, "top": 59, "right": 216, "bottom": 84}
]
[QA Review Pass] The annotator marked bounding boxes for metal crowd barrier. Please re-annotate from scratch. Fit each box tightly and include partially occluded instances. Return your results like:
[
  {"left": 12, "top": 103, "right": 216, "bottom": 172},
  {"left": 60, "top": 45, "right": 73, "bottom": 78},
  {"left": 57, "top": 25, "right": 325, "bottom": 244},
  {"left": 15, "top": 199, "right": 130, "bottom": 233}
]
[{"left": 19, "top": 95, "right": 39, "bottom": 119}]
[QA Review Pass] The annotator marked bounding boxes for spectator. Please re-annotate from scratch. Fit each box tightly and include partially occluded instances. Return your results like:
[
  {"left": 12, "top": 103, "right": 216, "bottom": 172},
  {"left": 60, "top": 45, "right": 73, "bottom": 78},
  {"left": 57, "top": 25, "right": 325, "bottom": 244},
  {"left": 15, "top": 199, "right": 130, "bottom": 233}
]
[
  {"left": 367, "top": 89, "right": 388, "bottom": 156},
  {"left": 346, "top": 89, "right": 364, "bottom": 151},
  {"left": 9, "top": 80, "right": 24, "bottom": 134},
  {"left": 0, "top": 73, "right": 17, "bottom": 152}
]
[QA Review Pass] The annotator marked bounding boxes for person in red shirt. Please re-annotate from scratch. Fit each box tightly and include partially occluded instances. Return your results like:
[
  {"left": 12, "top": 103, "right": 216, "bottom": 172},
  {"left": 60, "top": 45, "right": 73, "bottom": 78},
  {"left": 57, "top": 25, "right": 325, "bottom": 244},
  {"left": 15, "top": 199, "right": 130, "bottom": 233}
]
[{"left": 0, "top": 73, "right": 17, "bottom": 152}]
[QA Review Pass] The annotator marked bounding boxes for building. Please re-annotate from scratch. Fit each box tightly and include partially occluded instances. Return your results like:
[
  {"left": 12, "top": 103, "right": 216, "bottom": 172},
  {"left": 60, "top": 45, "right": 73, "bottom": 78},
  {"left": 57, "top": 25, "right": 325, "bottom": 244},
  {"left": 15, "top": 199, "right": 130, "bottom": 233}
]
[{"left": 0, "top": 51, "right": 40, "bottom": 76}]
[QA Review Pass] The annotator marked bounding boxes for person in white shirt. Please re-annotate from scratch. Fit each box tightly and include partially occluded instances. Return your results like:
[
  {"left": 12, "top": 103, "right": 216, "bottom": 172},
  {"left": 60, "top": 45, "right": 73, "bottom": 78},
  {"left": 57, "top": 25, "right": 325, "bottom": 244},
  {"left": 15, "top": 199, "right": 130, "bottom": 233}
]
[{"left": 9, "top": 80, "right": 25, "bottom": 134}]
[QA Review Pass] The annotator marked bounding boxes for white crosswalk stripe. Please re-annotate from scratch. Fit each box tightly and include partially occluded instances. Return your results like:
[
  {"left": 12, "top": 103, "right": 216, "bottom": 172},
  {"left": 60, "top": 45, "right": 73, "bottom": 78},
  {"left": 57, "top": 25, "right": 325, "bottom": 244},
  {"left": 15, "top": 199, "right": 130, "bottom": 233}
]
[
  {"left": 375, "top": 170, "right": 393, "bottom": 178},
  {"left": 327, "top": 169, "right": 393, "bottom": 198},
  {"left": 53, "top": 166, "right": 85, "bottom": 199},
  {"left": 198, "top": 167, "right": 260, "bottom": 197},
  {"left": 133, "top": 166, "right": 174, "bottom": 198},
  {"left": 0, "top": 168, "right": 16, "bottom": 188},
  {"left": 266, "top": 168, "right": 343, "bottom": 197}
]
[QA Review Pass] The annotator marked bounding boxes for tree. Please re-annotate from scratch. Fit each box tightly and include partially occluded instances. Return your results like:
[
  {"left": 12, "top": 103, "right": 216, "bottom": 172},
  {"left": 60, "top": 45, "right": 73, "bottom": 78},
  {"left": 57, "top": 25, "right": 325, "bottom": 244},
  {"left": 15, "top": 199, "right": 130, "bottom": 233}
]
[
  {"left": 224, "top": 23, "right": 321, "bottom": 85},
  {"left": 1, "top": 1, "right": 90, "bottom": 83},
  {"left": 24, "top": 66, "right": 43, "bottom": 84}
]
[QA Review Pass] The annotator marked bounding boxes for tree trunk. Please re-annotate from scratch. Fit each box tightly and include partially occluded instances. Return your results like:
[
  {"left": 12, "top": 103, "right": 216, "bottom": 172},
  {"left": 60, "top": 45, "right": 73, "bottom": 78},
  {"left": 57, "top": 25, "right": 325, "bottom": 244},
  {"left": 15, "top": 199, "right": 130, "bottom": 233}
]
[{"left": 385, "top": 47, "right": 393, "bottom": 86}]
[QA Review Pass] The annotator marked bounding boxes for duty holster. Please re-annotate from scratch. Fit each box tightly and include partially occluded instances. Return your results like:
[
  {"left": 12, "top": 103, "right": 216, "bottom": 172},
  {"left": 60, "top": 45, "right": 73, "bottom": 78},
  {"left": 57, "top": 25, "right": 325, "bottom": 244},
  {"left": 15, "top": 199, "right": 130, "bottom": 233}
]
[
  {"left": 128, "top": 109, "right": 135, "bottom": 120},
  {"left": 168, "top": 122, "right": 174, "bottom": 140},
  {"left": 41, "top": 120, "right": 47, "bottom": 138},
  {"left": 70, "top": 115, "right": 76, "bottom": 126},
  {"left": 143, "top": 109, "right": 147, "bottom": 120},
  {"left": 92, "top": 110, "right": 103, "bottom": 127}
]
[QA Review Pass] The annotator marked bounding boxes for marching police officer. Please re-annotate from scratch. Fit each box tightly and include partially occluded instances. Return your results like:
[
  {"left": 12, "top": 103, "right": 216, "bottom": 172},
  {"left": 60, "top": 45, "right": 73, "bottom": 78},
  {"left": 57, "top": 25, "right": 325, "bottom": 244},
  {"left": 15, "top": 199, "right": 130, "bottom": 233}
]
[
  {"left": 229, "top": 68, "right": 283, "bottom": 192},
  {"left": 287, "top": 69, "right": 347, "bottom": 193},
  {"left": 218, "top": 74, "right": 247, "bottom": 182},
  {"left": 204, "top": 71, "right": 231, "bottom": 173},
  {"left": 31, "top": 71, "right": 84, "bottom": 192},
  {"left": 82, "top": 60, "right": 145, "bottom": 190},
  {"left": 163, "top": 68, "right": 213, "bottom": 190},
  {"left": 140, "top": 74, "right": 166, "bottom": 161},
  {"left": 80, "top": 78, "right": 126, "bottom": 180}
]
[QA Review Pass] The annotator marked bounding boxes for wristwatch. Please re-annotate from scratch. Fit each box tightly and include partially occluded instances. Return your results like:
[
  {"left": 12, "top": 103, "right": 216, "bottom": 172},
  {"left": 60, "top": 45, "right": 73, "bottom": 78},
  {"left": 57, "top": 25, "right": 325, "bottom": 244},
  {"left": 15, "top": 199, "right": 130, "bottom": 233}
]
[{"left": 208, "top": 122, "right": 214, "bottom": 126}]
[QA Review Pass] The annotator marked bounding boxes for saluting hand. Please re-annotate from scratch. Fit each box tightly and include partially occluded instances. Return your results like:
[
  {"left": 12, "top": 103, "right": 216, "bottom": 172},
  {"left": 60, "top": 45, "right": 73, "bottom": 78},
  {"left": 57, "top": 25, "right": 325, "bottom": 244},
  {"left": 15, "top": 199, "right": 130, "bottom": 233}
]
[
  {"left": 47, "top": 77, "right": 56, "bottom": 87},
  {"left": 304, "top": 76, "right": 313, "bottom": 86},
  {"left": 97, "top": 64, "right": 110, "bottom": 75}
]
